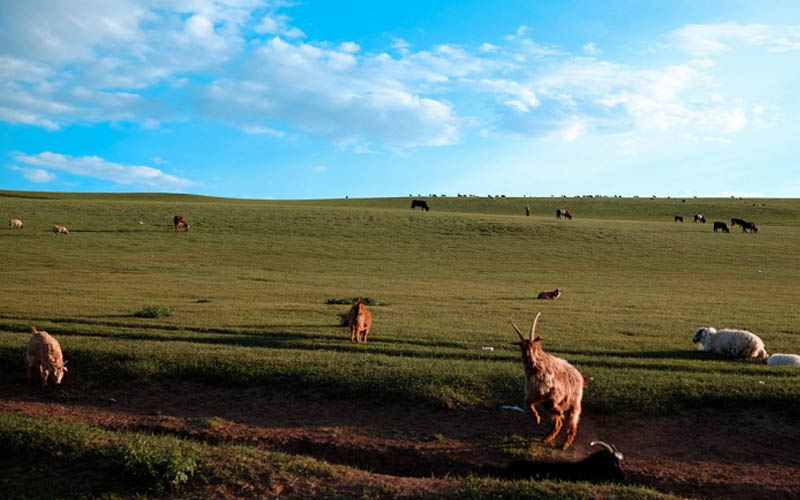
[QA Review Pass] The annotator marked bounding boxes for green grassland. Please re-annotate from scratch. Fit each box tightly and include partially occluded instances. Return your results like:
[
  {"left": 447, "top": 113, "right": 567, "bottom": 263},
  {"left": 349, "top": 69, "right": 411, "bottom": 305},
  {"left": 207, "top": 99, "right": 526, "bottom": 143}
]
[{"left": 1, "top": 191, "right": 798, "bottom": 498}]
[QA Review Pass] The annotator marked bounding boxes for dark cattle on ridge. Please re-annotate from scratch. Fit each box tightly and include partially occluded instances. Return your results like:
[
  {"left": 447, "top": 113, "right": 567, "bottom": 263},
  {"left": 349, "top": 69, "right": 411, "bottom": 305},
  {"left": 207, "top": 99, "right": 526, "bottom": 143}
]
[
  {"left": 674, "top": 216, "right": 684, "bottom": 222},
  {"left": 410, "top": 200, "right": 430, "bottom": 211},
  {"left": 730, "top": 218, "right": 746, "bottom": 228},
  {"left": 742, "top": 221, "right": 758, "bottom": 233},
  {"left": 713, "top": 221, "right": 729, "bottom": 233}
]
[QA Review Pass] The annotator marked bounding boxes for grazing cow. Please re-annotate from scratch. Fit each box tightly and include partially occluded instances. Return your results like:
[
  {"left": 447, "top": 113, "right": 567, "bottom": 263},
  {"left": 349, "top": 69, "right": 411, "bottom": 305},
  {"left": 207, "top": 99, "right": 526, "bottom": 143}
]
[
  {"left": 694, "top": 214, "right": 706, "bottom": 223},
  {"left": 537, "top": 288, "right": 562, "bottom": 300},
  {"left": 742, "top": 221, "right": 758, "bottom": 233},
  {"left": 713, "top": 221, "right": 729, "bottom": 233},
  {"left": 556, "top": 209, "right": 572, "bottom": 220},
  {"left": 9, "top": 218, "right": 23, "bottom": 228},
  {"left": 53, "top": 225, "right": 69, "bottom": 235},
  {"left": 347, "top": 300, "right": 372, "bottom": 343},
  {"left": 26, "top": 326, "right": 68, "bottom": 387},
  {"left": 730, "top": 218, "right": 747, "bottom": 229},
  {"left": 674, "top": 216, "right": 684, "bottom": 223},
  {"left": 173, "top": 215, "right": 190, "bottom": 232},
  {"left": 410, "top": 200, "right": 430, "bottom": 211}
]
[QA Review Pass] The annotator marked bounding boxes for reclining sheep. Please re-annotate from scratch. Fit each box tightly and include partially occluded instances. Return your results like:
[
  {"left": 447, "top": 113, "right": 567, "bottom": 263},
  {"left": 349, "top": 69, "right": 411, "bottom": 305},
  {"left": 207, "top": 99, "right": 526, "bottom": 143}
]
[
  {"left": 693, "top": 327, "right": 768, "bottom": 359},
  {"left": 511, "top": 312, "right": 585, "bottom": 450},
  {"left": 480, "top": 441, "right": 626, "bottom": 483},
  {"left": 767, "top": 353, "right": 800, "bottom": 366}
]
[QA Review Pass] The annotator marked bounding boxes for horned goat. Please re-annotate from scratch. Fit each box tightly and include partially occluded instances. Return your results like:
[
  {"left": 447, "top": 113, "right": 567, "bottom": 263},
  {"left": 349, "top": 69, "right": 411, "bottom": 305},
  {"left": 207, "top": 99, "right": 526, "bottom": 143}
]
[
  {"left": 511, "top": 313, "right": 584, "bottom": 450},
  {"left": 767, "top": 353, "right": 800, "bottom": 366},
  {"left": 693, "top": 327, "right": 768, "bottom": 359},
  {"left": 480, "top": 441, "right": 626, "bottom": 483},
  {"left": 26, "top": 326, "right": 68, "bottom": 387}
]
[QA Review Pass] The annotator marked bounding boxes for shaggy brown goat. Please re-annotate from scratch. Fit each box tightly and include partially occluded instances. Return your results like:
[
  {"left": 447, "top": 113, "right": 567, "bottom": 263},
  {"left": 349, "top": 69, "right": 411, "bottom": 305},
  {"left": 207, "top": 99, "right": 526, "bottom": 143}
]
[
  {"left": 348, "top": 300, "right": 373, "bottom": 343},
  {"left": 511, "top": 313, "right": 584, "bottom": 450},
  {"left": 26, "top": 326, "right": 68, "bottom": 387}
]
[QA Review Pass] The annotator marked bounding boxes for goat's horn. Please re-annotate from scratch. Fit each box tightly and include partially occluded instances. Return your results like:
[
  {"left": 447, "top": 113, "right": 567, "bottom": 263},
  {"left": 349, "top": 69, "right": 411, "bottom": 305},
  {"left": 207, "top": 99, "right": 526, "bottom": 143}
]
[
  {"left": 529, "top": 312, "right": 541, "bottom": 340},
  {"left": 509, "top": 319, "right": 525, "bottom": 341},
  {"left": 590, "top": 441, "right": 615, "bottom": 453}
]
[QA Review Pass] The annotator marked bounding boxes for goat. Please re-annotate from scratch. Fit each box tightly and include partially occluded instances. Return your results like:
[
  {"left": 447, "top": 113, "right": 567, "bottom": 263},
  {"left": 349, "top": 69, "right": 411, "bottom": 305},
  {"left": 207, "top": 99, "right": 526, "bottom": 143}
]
[
  {"left": 26, "top": 326, "right": 68, "bottom": 387},
  {"left": 347, "top": 300, "right": 373, "bottom": 343},
  {"left": 173, "top": 215, "right": 190, "bottom": 232},
  {"left": 693, "top": 327, "right": 768, "bottom": 359},
  {"left": 767, "top": 353, "right": 800, "bottom": 366},
  {"left": 511, "top": 313, "right": 584, "bottom": 450},
  {"left": 9, "top": 218, "right": 23, "bottom": 228},
  {"left": 53, "top": 225, "right": 69, "bottom": 235},
  {"left": 537, "top": 288, "right": 562, "bottom": 300},
  {"left": 480, "top": 441, "right": 626, "bottom": 483}
]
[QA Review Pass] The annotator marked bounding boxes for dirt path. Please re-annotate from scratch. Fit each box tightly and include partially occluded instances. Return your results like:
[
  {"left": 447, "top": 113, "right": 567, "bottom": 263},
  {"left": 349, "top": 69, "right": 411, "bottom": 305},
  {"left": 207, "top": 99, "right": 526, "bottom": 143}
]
[{"left": 2, "top": 381, "right": 799, "bottom": 500}]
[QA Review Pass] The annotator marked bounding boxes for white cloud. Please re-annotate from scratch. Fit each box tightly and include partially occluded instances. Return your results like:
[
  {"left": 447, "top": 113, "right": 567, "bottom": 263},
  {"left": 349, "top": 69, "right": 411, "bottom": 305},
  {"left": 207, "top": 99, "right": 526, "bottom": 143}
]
[
  {"left": 582, "top": 42, "right": 600, "bottom": 55},
  {"left": 670, "top": 23, "right": 800, "bottom": 56},
  {"left": 312, "top": 165, "right": 327, "bottom": 173},
  {"left": 242, "top": 125, "right": 285, "bottom": 136},
  {"left": 15, "top": 152, "right": 195, "bottom": 189},
  {"left": 479, "top": 43, "right": 499, "bottom": 53},
  {"left": 12, "top": 165, "right": 56, "bottom": 183}
]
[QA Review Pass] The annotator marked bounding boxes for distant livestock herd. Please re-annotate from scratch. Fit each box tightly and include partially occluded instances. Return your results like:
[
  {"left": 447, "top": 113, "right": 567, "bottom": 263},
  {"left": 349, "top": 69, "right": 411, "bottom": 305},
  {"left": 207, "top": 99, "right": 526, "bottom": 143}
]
[{"left": 674, "top": 214, "right": 758, "bottom": 233}]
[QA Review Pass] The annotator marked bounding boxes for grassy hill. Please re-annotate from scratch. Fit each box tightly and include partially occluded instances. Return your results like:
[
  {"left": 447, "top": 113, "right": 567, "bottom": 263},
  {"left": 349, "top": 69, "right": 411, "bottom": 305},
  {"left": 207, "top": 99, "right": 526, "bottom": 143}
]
[{"left": 1, "top": 190, "right": 798, "bottom": 499}]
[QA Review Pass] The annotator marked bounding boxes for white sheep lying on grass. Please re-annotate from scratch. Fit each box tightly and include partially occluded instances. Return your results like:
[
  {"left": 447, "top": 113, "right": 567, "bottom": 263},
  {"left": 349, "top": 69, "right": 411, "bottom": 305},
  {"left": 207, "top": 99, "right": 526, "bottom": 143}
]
[
  {"left": 767, "top": 353, "right": 800, "bottom": 366},
  {"left": 693, "top": 327, "right": 768, "bottom": 359}
]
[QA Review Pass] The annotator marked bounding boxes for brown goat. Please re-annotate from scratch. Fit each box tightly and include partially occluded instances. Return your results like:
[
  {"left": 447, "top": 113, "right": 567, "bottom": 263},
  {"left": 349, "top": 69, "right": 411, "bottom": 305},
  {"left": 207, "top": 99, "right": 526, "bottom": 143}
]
[
  {"left": 26, "top": 326, "right": 68, "bottom": 387},
  {"left": 347, "top": 300, "right": 372, "bottom": 343},
  {"left": 511, "top": 313, "right": 584, "bottom": 450}
]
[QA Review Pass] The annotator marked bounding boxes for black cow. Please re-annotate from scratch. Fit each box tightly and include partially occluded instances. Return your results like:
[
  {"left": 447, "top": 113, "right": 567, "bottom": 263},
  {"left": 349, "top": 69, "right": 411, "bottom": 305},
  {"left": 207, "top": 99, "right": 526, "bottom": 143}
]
[
  {"left": 713, "top": 221, "right": 729, "bottom": 233},
  {"left": 730, "top": 218, "right": 746, "bottom": 228},
  {"left": 743, "top": 221, "right": 758, "bottom": 233},
  {"left": 410, "top": 200, "right": 430, "bottom": 211},
  {"left": 674, "top": 215, "right": 684, "bottom": 222}
]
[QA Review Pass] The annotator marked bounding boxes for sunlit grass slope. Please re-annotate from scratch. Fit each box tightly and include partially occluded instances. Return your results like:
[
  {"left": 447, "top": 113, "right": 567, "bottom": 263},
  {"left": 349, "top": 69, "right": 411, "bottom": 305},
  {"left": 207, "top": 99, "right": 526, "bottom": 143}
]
[{"left": 1, "top": 191, "right": 799, "bottom": 414}]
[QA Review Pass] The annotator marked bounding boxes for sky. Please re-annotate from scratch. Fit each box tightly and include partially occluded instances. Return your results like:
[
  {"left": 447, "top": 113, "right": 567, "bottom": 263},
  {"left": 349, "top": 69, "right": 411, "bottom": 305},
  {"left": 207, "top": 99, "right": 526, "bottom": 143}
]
[{"left": 1, "top": 0, "right": 799, "bottom": 199}]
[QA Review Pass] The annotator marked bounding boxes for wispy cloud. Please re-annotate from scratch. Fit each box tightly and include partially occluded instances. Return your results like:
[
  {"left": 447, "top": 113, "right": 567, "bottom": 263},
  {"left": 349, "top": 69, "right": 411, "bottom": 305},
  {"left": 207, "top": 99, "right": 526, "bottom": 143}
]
[
  {"left": 15, "top": 152, "right": 195, "bottom": 189},
  {"left": 12, "top": 165, "right": 56, "bottom": 183}
]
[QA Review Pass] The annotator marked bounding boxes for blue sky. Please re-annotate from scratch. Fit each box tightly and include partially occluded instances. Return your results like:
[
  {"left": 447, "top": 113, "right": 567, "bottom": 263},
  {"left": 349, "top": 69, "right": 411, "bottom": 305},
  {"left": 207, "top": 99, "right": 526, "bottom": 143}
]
[{"left": 2, "top": 0, "right": 799, "bottom": 198}]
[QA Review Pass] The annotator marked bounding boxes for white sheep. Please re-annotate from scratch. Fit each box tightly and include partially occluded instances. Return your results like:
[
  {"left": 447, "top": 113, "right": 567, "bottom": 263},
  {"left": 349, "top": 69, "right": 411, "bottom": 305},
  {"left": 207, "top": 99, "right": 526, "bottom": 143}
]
[
  {"left": 767, "top": 353, "right": 800, "bottom": 366},
  {"left": 693, "top": 327, "right": 768, "bottom": 359},
  {"left": 9, "top": 218, "right": 23, "bottom": 228}
]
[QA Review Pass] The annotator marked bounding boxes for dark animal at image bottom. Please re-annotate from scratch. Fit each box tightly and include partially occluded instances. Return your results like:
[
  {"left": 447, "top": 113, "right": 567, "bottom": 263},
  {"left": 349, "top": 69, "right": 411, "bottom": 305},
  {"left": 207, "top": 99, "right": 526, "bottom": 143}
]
[
  {"left": 410, "top": 199, "right": 430, "bottom": 211},
  {"left": 480, "top": 441, "right": 625, "bottom": 484},
  {"left": 713, "top": 221, "right": 729, "bottom": 233}
]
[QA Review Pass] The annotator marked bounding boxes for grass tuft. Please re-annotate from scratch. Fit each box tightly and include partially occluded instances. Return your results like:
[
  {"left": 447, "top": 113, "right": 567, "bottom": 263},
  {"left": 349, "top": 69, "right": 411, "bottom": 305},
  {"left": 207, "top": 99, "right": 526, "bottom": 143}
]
[{"left": 133, "top": 305, "right": 173, "bottom": 318}]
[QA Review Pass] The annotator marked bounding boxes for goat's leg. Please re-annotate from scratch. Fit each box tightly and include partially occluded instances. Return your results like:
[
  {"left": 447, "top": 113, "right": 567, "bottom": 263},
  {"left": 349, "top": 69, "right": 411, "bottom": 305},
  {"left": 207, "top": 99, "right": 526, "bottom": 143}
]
[
  {"left": 561, "top": 409, "right": 580, "bottom": 450},
  {"left": 528, "top": 403, "right": 541, "bottom": 424},
  {"left": 543, "top": 413, "right": 563, "bottom": 443},
  {"left": 350, "top": 326, "right": 357, "bottom": 342}
]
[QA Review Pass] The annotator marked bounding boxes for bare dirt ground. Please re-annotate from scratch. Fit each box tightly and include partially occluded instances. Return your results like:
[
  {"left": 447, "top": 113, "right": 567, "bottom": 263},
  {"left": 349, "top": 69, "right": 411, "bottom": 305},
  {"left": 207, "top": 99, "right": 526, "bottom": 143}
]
[{"left": 2, "top": 381, "right": 799, "bottom": 500}]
